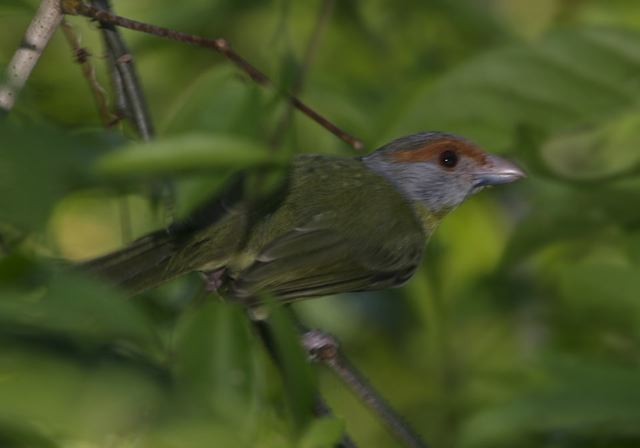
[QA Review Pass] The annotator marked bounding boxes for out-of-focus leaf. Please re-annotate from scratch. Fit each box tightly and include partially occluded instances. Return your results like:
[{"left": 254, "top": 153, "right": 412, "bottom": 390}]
[
  {"left": 553, "top": 260, "right": 640, "bottom": 343},
  {"left": 137, "top": 417, "right": 244, "bottom": 448},
  {"left": 388, "top": 28, "right": 640, "bottom": 153},
  {"left": 299, "top": 417, "right": 345, "bottom": 448},
  {"left": 0, "top": 0, "right": 33, "bottom": 12},
  {"left": 501, "top": 179, "right": 640, "bottom": 266},
  {"left": 540, "top": 111, "right": 640, "bottom": 180},
  {"left": 0, "top": 257, "right": 159, "bottom": 353},
  {"left": 0, "top": 122, "right": 112, "bottom": 229},
  {"left": 0, "top": 418, "right": 59, "bottom": 448},
  {"left": 0, "top": 344, "right": 165, "bottom": 444},
  {"left": 173, "top": 300, "right": 259, "bottom": 421},
  {"left": 459, "top": 358, "right": 640, "bottom": 447},
  {"left": 160, "top": 65, "right": 272, "bottom": 138},
  {"left": 267, "top": 303, "right": 317, "bottom": 434},
  {"left": 49, "top": 193, "right": 156, "bottom": 261},
  {"left": 96, "top": 133, "right": 282, "bottom": 176},
  {"left": 559, "top": 261, "right": 640, "bottom": 309},
  {"left": 433, "top": 197, "right": 509, "bottom": 298},
  {"left": 491, "top": 0, "right": 559, "bottom": 38}
]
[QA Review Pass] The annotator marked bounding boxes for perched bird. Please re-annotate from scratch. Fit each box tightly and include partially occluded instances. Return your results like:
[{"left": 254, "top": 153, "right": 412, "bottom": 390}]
[{"left": 82, "top": 132, "right": 524, "bottom": 303}]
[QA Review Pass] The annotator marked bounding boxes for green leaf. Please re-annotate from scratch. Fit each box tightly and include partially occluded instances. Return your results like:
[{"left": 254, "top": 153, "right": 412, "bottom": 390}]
[
  {"left": 0, "top": 257, "right": 159, "bottom": 353},
  {"left": 0, "top": 0, "right": 33, "bottom": 13},
  {"left": 96, "top": 133, "right": 283, "bottom": 176},
  {"left": 0, "top": 418, "right": 59, "bottom": 448},
  {"left": 160, "top": 65, "right": 273, "bottom": 138},
  {"left": 559, "top": 261, "right": 640, "bottom": 308},
  {"left": 0, "top": 122, "right": 112, "bottom": 229},
  {"left": 388, "top": 28, "right": 640, "bottom": 152},
  {"left": 299, "top": 417, "right": 346, "bottom": 448},
  {"left": 554, "top": 260, "right": 640, "bottom": 340},
  {"left": 0, "top": 343, "right": 165, "bottom": 443},
  {"left": 501, "top": 180, "right": 640, "bottom": 266},
  {"left": 539, "top": 111, "right": 640, "bottom": 181},
  {"left": 267, "top": 303, "right": 318, "bottom": 435},
  {"left": 173, "top": 300, "right": 259, "bottom": 419},
  {"left": 459, "top": 358, "right": 640, "bottom": 447}
]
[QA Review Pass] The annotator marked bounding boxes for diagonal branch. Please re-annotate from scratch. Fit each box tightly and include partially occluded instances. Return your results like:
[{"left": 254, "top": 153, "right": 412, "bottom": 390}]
[
  {"left": 302, "top": 329, "right": 429, "bottom": 448},
  {"left": 0, "top": 0, "right": 63, "bottom": 113},
  {"left": 61, "top": 0, "right": 364, "bottom": 150}
]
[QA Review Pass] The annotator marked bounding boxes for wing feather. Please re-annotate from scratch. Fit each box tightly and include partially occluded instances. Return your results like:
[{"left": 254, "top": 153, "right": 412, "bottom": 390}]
[{"left": 223, "top": 225, "right": 420, "bottom": 301}]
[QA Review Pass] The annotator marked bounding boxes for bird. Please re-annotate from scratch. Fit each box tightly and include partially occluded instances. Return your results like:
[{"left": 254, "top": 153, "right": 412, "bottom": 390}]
[{"left": 81, "top": 131, "right": 524, "bottom": 303}]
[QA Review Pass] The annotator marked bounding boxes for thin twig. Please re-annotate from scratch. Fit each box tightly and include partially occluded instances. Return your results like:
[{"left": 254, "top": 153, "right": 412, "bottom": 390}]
[
  {"left": 99, "top": 11, "right": 129, "bottom": 126},
  {"left": 0, "top": 0, "right": 63, "bottom": 112},
  {"left": 303, "top": 330, "right": 429, "bottom": 448},
  {"left": 106, "top": 47, "right": 128, "bottom": 125},
  {"left": 60, "top": 19, "right": 117, "bottom": 126},
  {"left": 270, "top": 0, "right": 336, "bottom": 148},
  {"left": 62, "top": 0, "right": 364, "bottom": 150}
]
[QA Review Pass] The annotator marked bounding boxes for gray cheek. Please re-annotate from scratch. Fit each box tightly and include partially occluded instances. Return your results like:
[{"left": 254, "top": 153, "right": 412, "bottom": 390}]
[
  {"left": 362, "top": 157, "right": 471, "bottom": 212},
  {"left": 400, "top": 168, "right": 449, "bottom": 210},
  {"left": 420, "top": 175, "right": 471, "bottom": 211}
]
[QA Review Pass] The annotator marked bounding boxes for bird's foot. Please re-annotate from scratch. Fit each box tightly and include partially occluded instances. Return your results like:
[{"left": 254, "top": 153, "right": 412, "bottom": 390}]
[
  {"left": 301, "top": 329, "right": 339, "bottom": 363},
  {"left": 201, "top": 268, "right": 226, "bottom": 292}
]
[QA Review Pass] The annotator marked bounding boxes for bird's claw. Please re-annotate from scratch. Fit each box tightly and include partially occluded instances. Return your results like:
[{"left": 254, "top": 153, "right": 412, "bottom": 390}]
[
  {"left": 201, "top": 268, "right": 226, "bottom": 292},
  {"left": 302, "top": 329, "right": 339, "bottom": 362}
]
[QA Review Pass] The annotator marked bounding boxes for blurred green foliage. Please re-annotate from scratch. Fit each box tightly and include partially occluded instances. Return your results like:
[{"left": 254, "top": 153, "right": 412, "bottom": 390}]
[{"left": 2, "top": 0, "right": 640, "bottom": 447}]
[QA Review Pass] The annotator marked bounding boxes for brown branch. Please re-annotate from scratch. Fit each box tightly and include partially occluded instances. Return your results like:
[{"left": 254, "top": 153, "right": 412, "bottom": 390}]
[
  {"left": 303, "top": 330, "right": 429, "bottom": 448},
  {"left": 62, "top": 0, "right": 364, "bottom": 150}
]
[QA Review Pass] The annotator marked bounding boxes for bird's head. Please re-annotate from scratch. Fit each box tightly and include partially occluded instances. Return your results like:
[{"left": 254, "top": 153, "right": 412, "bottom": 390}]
[{"left": 362, "top": 132, "right": 525, "bottom": 216}]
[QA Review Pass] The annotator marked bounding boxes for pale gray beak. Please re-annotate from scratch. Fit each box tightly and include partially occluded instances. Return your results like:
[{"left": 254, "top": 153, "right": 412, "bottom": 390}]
[{"left": 473, "top": 154, "right": 526, "bottom": 188}]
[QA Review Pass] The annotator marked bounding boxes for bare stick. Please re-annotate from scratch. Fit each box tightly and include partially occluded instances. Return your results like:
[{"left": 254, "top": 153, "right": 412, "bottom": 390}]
[
  {"left": 60, "top": 19, "right": 117, "bottom": 126},
  {"left": 106, "top": 48, "right": 128, "bottom": 124},
  {"left": 0, "top": 0, "right": 63, "bottom": 112},
  {"left": 62, "top": 0, "right": 364, "bottom": 150},
  {"left": 90, "top": 0, "right": 154, "bottom": 140},
  {"left": 303, "top": 330, "right": 429, "bottom": 448}
]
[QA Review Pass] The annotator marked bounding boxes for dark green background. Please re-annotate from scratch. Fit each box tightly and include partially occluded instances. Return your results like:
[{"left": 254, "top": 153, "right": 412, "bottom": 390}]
[{"left": 2, "top": 0, "right": 640, "bottom": 447}]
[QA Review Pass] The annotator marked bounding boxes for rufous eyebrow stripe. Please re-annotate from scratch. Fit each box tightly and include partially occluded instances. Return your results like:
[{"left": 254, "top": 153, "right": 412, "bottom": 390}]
[{"left": 389, "top": 137, "right": 488, "bottom": 165}]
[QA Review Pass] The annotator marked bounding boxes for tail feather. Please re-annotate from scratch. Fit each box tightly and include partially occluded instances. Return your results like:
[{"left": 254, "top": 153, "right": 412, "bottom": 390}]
[{"left": 80, "top": 230, "right": 184, "bottom": 294}]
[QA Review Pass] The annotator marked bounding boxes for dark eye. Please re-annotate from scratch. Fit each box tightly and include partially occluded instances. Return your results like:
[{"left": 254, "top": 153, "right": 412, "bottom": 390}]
[{"left": 439, "top": 149, "right": 458, "bottom": 168}]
